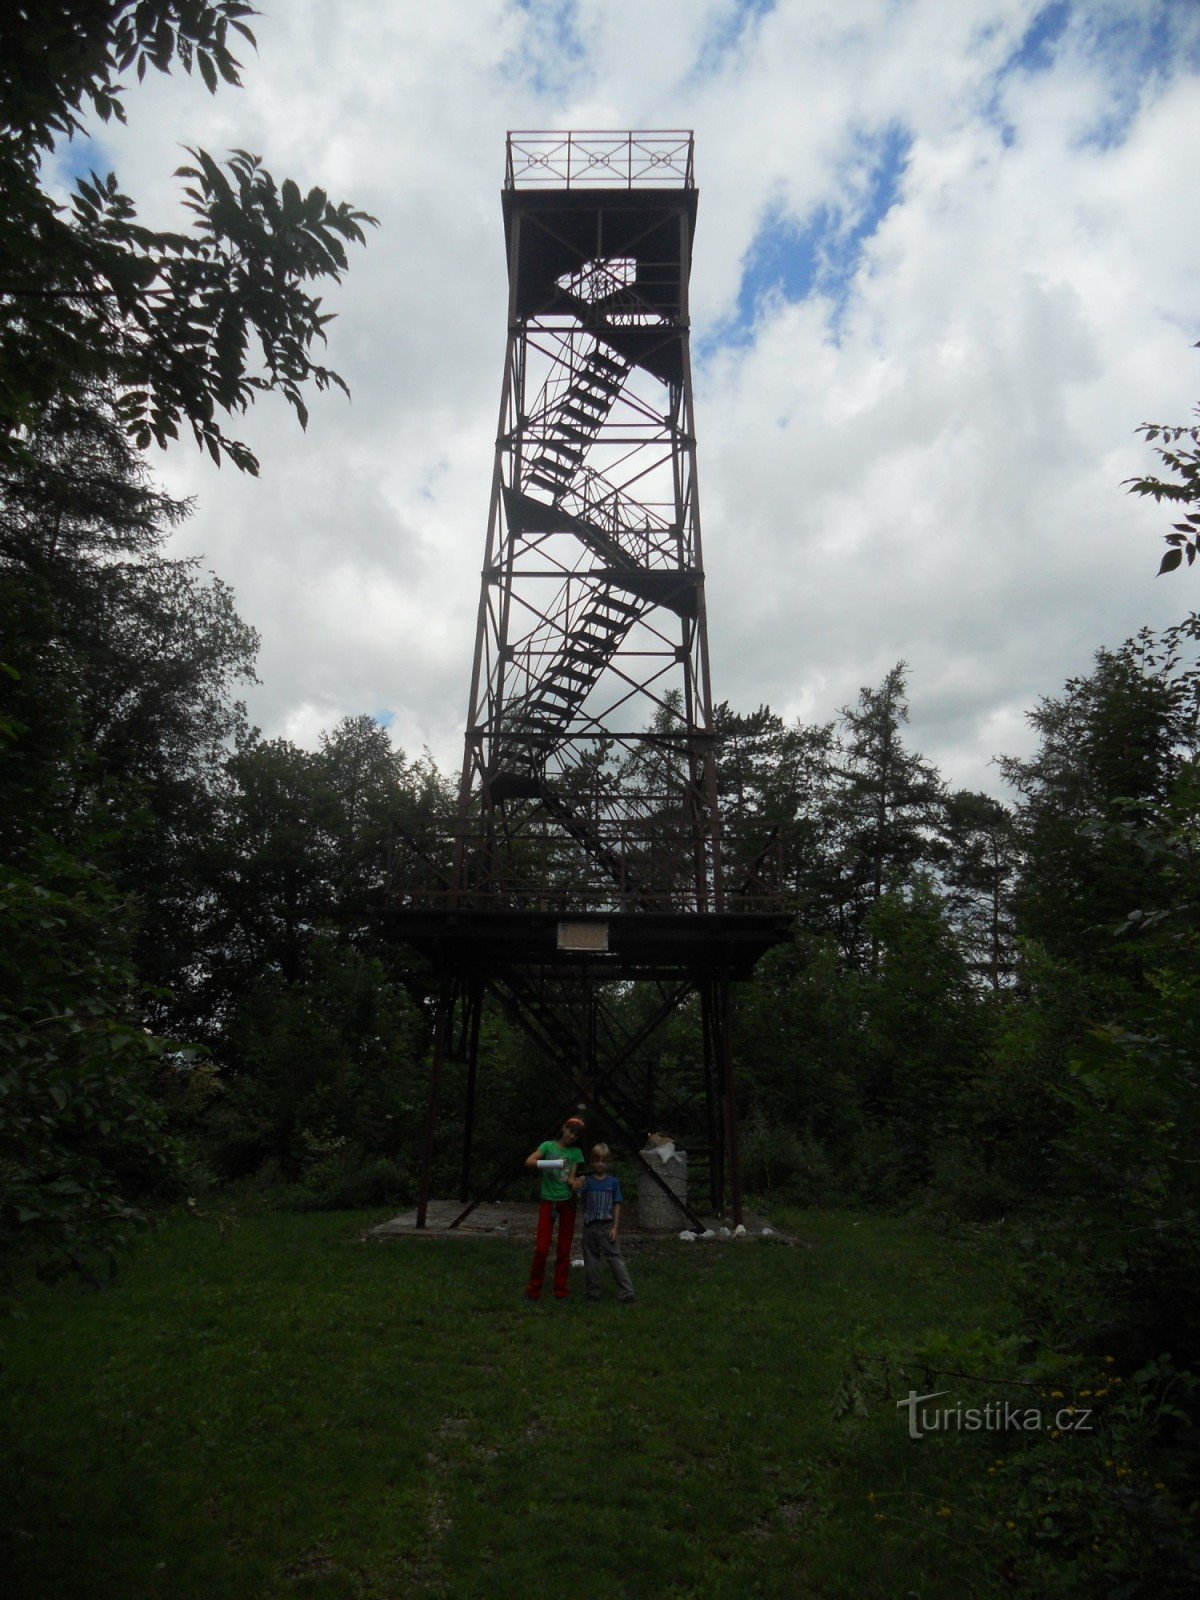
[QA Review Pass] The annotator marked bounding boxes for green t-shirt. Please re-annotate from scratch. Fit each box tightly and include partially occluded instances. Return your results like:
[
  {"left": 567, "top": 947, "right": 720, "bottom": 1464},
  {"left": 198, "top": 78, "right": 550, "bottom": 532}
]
[{"left": 536, "top": 1140, "right": 583, "bottom": 1202}]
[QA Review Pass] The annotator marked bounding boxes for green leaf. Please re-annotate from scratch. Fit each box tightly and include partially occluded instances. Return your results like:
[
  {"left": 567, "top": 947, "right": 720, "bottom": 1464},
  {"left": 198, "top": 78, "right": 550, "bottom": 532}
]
[{"left": 281, "top": 178, "right": 303, "bottom": 225}]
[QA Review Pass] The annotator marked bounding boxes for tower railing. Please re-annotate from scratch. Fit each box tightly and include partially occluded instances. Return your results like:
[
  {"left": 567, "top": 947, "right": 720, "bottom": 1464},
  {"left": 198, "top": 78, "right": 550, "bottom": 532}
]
[{"left": 506, "top": 130, "right": 694, "bottom": 190}]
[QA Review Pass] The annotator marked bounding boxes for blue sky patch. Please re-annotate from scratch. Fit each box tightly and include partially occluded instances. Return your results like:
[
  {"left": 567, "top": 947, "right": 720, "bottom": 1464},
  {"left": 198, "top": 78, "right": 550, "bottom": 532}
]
[
  {"left": 53, "top": 134, "right": 111, "bottom": 188},
  {"left": 1073, "top": 2, "right": 1200, "bottom": 151},
  {"left": 373, "top": 710, "right": 395, "bottom": 730},
  {"left": 986, "top": 5, "right": 1071, "bottom": 149},
  {"left": 708, "top": 123, "right": 911, "bottom": 353},
  {"left": 691, "top": 0, "right": 777, "bottom": 80},
  {"left": 992, "top": 1, "right": 1200, "bottom": 153},
  {"left": 504, "top": 0, "right": 587, "bottom": 94},
  {"left": 1007, "top": 1, "right": 1070, "bottom": 75}
]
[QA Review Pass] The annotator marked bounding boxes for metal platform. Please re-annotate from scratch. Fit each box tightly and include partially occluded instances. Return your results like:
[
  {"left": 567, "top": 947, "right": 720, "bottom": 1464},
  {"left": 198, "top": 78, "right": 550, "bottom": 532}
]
[{"left": 386, "top": 907, "right": 793, "bottom": 982}]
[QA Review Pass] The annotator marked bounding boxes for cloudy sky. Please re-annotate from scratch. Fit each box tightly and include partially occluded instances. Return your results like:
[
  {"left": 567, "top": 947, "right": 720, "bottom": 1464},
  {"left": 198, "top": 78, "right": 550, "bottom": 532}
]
[{"left": 58, "top": 0, "right": 1200, "bottom": 797}]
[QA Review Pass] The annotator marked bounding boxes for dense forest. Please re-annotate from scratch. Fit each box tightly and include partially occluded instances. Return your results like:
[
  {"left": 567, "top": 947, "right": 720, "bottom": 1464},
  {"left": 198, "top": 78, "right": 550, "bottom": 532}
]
[
  {"left": 3, "top": 7, "right": 1199, "bottom": 1596},
  {"left": 5, "top": 392, "right": 1198, "bottom": 1257}
]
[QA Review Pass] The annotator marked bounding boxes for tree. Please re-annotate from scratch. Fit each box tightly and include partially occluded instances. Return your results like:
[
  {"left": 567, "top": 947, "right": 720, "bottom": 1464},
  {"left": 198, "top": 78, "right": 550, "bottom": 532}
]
[
  {"left": 1001, "top": 629, "right": 1197, "bottom": 995},
  {"left": 714, "top": 701, "right": 840, "bottom": 920},
  {"left": 830, "top": 662, "right": 945, "bottom": 972},
  {"left": 0, "top": 385, "right": 269, "bottom": 1274},
  {"left": 0, "top": 8, "right": 379, "bottom": 1274},
  {"left": 0, "top": 839, "right": 178, "bottom": 1285},
  {"left": 0, "top": 389, "right": 187, "bottom": 840},
  {"left": 203, "top": 934, "right": 422, "bottom": 1191},
  {"left": 0, "top": 388, "right": 260, "bottom": 1034},
  {"left": 936, "top": 788, "right": 1019, "bottom": 994},
  {"left": 1124, "top": 343, "right": 1199, "bottom": 573},
  {"left": 320, "top": 715, "right": 453, "bottom": 920},
  {"left": 1, "top": 3, "right": 376, "bottom": 473},
  {"left": 855, "top": 880, "right": 986, "bottom": 1192}
]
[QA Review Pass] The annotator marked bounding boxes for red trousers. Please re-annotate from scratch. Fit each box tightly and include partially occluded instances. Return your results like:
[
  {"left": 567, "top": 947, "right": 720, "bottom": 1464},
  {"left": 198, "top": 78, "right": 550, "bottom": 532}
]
[{"left": 526, "top": 1198, "right": 577, "bottom": 1299}]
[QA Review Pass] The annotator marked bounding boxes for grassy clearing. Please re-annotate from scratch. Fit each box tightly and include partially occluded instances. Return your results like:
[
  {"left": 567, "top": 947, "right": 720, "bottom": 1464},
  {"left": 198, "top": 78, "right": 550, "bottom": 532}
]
[{"left": 1, "top": 1206, "right": 1026, "bottom": 1599}]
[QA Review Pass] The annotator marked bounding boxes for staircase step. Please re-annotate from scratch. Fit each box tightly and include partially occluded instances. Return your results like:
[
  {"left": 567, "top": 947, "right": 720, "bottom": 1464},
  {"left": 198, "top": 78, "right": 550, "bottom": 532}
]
[
  {"left": 561, "top": 401, "right": 603, "bottom": 427},
  {"left": 541, "top": 439, "right": 583, "bottom": 463},
  {"left": 576, "top": 371, "right": 622, "bottom": 401},
  {"left": 593, "top": 598, "right": 641, "bottom": 620},
  {"left": 568, "top": 371, "right": 610, "bottom": 396},
  {"left": 527, "top": 471, "right": 567, "bottom": 496}
]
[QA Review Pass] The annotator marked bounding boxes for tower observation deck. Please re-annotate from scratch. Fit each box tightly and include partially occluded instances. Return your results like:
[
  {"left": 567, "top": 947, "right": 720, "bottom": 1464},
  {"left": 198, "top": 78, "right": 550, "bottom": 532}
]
[{"left": 389, "top": 133, "right": 792, "bottom": 1226}]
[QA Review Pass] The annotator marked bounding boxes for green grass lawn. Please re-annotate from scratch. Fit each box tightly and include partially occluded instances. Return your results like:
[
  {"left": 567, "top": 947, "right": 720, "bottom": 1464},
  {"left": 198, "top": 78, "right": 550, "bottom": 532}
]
[{"left": 1, "top": 1207, "right": 1025, "bottom": 1600}]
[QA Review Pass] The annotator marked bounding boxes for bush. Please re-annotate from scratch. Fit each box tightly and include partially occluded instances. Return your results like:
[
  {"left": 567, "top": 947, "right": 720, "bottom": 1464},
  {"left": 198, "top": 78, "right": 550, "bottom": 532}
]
[
  {"left": 740, "top": 1107, "right": 839, "bottom": 1205},
  {"left": 924, "top": 1137, "right": 1024, "bottom": 1223},
  {"left": 0, "top": 850, "right": 179, "bottom": 1284},
  {"left": 843, "top": 1122, "right": 915, "bottom": 1207},
  {"left": 270, "top": 1131, "right": 412, "bottom": 1212},
  {"left": 296, "top": 1154, "right": 413, "bottom": 1212},
  {"left": 201, "top": 944, "right": 422, "bottom": 1182}
]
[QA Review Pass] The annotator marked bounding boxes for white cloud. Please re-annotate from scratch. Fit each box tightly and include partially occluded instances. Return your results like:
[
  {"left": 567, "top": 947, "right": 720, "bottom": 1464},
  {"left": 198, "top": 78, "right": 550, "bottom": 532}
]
[{"left": 58, "top": 0, "right": 1200, "bottom": 799}]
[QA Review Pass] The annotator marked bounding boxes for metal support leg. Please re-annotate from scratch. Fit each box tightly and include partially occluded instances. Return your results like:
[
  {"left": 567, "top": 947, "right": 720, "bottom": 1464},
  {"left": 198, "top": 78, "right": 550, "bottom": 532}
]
[
  {"left": 417, "top": 976, "right": 454, "bottom": 1229},
  {"left": 700, "top": 979, "right": 722, "bottom": 1214},
  {"left": 459, "top": 979, "right": 483, "bottom": 1204},
  {"left": 716, "top": 975, "right": 744, "bottom": 1226}
]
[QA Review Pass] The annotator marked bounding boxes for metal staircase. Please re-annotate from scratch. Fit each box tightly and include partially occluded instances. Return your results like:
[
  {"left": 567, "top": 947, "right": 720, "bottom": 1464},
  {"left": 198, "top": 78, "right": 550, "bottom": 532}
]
[{"left": 525, "top": 345, "right": 631, "bottom": 500}]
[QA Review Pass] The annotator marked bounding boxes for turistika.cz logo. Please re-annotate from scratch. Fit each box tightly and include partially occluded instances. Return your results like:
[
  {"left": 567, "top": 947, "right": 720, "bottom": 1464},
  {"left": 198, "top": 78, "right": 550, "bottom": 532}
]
[{"left": 897, "top": 1390, "right": 1094, "bottom": 1440}]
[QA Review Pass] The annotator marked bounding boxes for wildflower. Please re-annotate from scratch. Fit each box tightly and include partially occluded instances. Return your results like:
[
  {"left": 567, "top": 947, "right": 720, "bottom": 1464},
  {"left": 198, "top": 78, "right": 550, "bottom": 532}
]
[
  {"left": 867, "top": 1492, "right": 875, "bottom": 1503},
  {"left": 873, "top": 1513, "right": 884, "bottom": 1522},
  {"left": 1079, "top": 1389, "right": 1092, "bottom": 1398},
  {"left": 987, "top": 1467, "right": 996, "bottom": 1475},
  {"left": 1050, "top": 1429, "right": 1061, "bottom": 1440},
  {"left": 1117, "top": 1467, "right": 1131, "bottom": 1478},
  {"left": 1104, "top": 1459, "right": 1114, "bottom": 1469},
  {"left": 1050, "top": 1389, "right": 1063, "bottom": 1399},
  {"left": 1005, "top": 1521, "right": 1015, "bottom": 1531},
  {"left": 1154, "top": 1482, "right": 1167, "bottom": 1492},
  {"left": 1104, "top": 1356, "right": 1115, "bottom": 1365},
  {"left": 937, "top": 1507, "right": 951, "bottom": 1518}
]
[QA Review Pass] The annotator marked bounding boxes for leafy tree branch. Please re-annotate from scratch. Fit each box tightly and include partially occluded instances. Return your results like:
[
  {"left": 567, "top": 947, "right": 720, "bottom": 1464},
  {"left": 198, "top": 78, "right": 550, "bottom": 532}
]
[{"left": 0, "top": 2, "right": 377, "bottom": 474}]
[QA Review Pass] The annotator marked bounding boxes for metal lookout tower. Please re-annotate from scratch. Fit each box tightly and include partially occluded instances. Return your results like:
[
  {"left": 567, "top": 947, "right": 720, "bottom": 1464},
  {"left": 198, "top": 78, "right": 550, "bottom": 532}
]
[{"left": 390, "top": 132, "right": 791, "bottom": 1227}]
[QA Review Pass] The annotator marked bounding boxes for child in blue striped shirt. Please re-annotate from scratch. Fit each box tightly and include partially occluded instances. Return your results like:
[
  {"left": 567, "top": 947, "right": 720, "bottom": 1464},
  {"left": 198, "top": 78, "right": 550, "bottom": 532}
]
[{"left": 580, "top": 1144, "right": 636, "bottom": 1304}]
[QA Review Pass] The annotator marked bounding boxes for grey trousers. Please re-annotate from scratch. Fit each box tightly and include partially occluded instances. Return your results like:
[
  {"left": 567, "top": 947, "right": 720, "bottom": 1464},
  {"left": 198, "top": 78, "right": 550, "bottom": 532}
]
[{"left": 582, "top": 1220, "right": 636, "bottom": 1301}]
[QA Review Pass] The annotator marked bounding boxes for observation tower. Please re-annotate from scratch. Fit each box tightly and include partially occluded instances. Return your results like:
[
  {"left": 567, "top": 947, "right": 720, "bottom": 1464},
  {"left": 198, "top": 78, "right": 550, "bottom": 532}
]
[{"left": 390, "top": 132, "right": 791, "bottom": 1227}]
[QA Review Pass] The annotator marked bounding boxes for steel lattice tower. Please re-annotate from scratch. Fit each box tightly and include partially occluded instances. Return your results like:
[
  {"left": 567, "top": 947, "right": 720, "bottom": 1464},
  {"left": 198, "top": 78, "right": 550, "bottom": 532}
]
[{"left": 391, "top": 133, "right": 790, "bottom": 1227}]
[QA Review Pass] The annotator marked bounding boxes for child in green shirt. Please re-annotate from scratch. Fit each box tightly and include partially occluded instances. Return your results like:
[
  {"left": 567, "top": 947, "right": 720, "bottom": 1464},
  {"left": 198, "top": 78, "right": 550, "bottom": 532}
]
[{"left": 523, "top": 1116, "right": 585, "bottom": 1300}]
